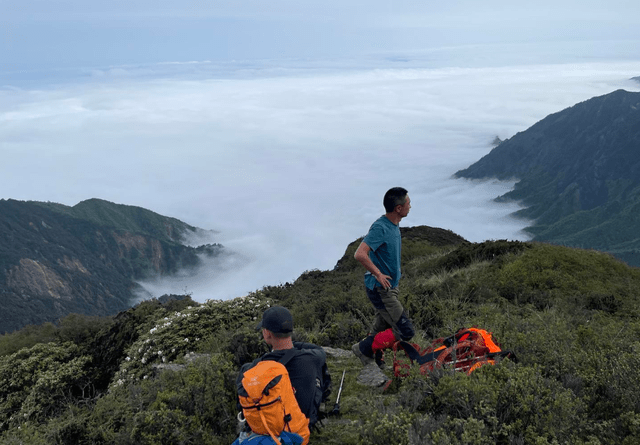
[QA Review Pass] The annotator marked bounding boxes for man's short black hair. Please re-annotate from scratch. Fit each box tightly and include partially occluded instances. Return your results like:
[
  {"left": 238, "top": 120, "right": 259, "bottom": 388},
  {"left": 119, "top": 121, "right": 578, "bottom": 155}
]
[
  {"left": 383, "top": 187, "right": 408, "bottom": 213},
  {"left": 269, "top": 331, "right": 292, "bottom": 339}
]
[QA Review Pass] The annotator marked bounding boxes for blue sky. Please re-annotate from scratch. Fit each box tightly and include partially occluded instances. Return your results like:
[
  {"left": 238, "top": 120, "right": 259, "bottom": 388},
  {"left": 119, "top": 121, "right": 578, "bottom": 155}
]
[{"left": 2, "top": 1, "right": 640, "bottom": 300}]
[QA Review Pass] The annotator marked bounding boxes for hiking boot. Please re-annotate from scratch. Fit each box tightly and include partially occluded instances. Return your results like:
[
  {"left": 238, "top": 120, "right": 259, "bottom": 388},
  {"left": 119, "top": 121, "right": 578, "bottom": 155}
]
[{"left": 352, "top": 343, "right": 375, "bottom": 366}]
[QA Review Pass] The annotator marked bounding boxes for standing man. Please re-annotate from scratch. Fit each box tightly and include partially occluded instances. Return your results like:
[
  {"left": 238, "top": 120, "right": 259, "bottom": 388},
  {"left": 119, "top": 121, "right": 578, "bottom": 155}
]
[{"left": 352, "top": 187, "right": 415, "bottom": 370}]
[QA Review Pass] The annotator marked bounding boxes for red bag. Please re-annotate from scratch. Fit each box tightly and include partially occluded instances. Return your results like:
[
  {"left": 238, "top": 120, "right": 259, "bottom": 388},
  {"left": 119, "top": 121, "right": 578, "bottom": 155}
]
[{"left": 392, "top": 327, "right": 516, "bottom": 377}]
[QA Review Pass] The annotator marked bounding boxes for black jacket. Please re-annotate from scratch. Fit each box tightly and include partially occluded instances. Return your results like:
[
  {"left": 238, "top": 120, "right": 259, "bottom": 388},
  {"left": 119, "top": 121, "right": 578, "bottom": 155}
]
[{"left": 237, "top": 342, "right": 329, "bottom": 426}]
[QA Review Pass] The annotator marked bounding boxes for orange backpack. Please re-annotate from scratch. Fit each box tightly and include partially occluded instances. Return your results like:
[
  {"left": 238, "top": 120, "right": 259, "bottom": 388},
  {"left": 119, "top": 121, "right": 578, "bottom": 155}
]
[
  {"left": 238, "top": 360, "right": 310, "bottom": 445},
  {"left": 392, "top": 327, "right": 516, "bottom": 377}
]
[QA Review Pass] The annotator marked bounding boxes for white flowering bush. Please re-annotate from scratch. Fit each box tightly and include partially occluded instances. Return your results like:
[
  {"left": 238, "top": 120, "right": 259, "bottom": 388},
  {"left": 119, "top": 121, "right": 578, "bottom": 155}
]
[{"left": 111, "top": 294, "right": 271, "bottom": 387}]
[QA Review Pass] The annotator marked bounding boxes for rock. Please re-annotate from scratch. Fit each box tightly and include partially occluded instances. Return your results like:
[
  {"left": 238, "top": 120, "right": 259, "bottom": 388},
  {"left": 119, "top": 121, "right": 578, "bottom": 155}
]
[
  {"left": 322, "top": 346, "right": 352, "bottom": 359},
  {"left": 356, "top": 363, "right": 390, "bottom": 387}
]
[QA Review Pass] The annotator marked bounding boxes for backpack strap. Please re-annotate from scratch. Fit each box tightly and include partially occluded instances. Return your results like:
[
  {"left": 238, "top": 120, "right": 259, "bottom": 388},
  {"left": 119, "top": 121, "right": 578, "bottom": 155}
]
[
  {"left": 395, "top": 341, "right": 421, "bottom": 361},
  {"left": 395, "top": 341, "right": 440, "bottom": 365},
  {"left": 487, "top": 350, "right": 518, "bottom": 363},
  {"left": 278, "top": 348, "right": 298, "bottom": 367},
  {"left": 277, "top": 347, "right": 329, "bottom": 431}
]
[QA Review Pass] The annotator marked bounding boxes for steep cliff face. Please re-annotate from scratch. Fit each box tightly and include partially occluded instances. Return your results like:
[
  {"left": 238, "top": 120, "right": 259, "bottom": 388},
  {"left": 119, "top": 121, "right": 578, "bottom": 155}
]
[
  {"left": 7, "top": 258, "right": 74, "bottom": 299},
  {"left": 455, "top": 89, "right": 640, "bottom": 266},
  {"left": 0, "top": 199, "right": 222, "bottom": 333}
]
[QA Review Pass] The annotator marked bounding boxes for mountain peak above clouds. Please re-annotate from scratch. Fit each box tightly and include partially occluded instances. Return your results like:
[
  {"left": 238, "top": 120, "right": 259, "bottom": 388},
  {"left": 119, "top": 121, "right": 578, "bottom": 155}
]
[{"left": 455, "top": 89, "right": 640, "bottom": 266}]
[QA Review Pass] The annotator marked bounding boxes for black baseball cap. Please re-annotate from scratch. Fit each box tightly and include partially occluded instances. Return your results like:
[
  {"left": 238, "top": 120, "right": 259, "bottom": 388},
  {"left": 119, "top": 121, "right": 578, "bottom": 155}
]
[{"left": 256, "top": 306, "right": 294, "bottom": 333}]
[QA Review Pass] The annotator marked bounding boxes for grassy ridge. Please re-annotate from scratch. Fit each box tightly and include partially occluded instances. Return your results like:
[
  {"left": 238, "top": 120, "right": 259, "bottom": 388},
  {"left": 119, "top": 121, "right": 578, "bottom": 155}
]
[
  {"left": 33, "top": 198, "right": 200, "bottom": 244},
  {"left": 1, "top": 228, "right": 640, "bottom": 444}
]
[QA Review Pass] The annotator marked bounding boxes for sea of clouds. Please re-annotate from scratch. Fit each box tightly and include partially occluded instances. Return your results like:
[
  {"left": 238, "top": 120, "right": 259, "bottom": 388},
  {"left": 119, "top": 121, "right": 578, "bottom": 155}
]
[{"left": 2, "top": 52, "right": 640, "bottom": 301}]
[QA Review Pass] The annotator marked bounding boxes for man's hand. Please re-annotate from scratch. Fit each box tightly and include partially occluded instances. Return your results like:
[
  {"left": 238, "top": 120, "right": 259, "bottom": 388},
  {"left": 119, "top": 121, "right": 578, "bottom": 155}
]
[
  {"left": 374, "top": 272, "right": 392, "bottom": 290},
  {"left": 354, "top": 241, "right": 391, "bottom": 289}
]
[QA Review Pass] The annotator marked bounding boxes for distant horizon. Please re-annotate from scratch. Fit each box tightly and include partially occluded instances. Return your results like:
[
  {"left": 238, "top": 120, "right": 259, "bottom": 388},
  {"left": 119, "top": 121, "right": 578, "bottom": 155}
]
[
  {"left": 3, "top": 1, "right": 640, "bottom": 74},
  {"left": 3, "top": 39, "right": 640, "bottom": 90}
]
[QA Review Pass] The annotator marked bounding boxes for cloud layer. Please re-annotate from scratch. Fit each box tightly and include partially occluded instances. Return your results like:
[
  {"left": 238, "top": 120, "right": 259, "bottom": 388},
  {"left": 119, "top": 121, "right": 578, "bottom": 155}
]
[{"left": 2, "top": 55, "right": 640, "bottom": 301}]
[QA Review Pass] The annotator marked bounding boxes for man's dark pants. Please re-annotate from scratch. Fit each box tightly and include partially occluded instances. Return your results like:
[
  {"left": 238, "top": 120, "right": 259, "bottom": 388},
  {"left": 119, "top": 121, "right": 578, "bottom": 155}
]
[{"left": 356, "top": 286, "right": 415, "bottom": 358}]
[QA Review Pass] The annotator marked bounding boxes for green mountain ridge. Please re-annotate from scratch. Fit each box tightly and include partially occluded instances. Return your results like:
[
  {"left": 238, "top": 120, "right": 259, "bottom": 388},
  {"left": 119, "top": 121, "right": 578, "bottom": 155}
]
[
  {"left": 32, "top": 198, "right": 203, "bottom": 244},
  {"left": 0, "top": 198, "right": 223, "bottom": 334},
  {"left": 2, "top": 228, "right": 640, "bottom": 444},
  {"left": 455, "top": 89, "right": 640, "bottom": 266}
]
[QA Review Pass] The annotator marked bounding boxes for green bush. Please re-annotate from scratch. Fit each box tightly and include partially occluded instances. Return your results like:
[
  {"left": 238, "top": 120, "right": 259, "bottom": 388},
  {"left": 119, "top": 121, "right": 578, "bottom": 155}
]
[
  {"left": 308, "top": 312, "right": 368, "bottom": 348},
  {"left": 359, "top": 410, "right": 413, "bottom": 445},
  {"left": 0, "top": 322, "right": 58, "bottom": 357},
  {"left": 91, "top": 353, "right": 237, "bottom": 445},
  {"left": 0, "top": 342, "right": 91, "bottom": 430},
  {"left": 395, "top": 363, "right": 584, "bottom": 444}
]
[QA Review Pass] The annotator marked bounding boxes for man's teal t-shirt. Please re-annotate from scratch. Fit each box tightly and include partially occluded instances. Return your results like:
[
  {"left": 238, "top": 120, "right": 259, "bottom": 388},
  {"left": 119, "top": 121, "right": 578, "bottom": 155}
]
[{"left": 363, "top": 215, "right": 401, "bottom": 290}]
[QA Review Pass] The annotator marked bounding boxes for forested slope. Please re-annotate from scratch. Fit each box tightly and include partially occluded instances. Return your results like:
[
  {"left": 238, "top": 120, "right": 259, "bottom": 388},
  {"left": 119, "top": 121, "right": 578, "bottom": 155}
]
[
  {"left": 455, "top": 89, "right": 640, "bottom": 266},
  {"left": 0, "top": 198, "right": 222, "bottom": 333}
]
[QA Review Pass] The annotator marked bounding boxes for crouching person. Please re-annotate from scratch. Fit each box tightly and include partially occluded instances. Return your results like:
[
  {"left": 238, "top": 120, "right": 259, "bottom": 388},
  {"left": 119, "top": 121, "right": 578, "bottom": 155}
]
[{"left": 234, "top": 306, "right": 331, "bottom": 445}]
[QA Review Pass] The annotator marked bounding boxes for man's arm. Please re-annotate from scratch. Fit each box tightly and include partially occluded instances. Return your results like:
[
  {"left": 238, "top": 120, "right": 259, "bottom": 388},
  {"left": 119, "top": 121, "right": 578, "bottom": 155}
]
[{"left": 354, "top": 241, "right": 391, "bottom": 289}]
